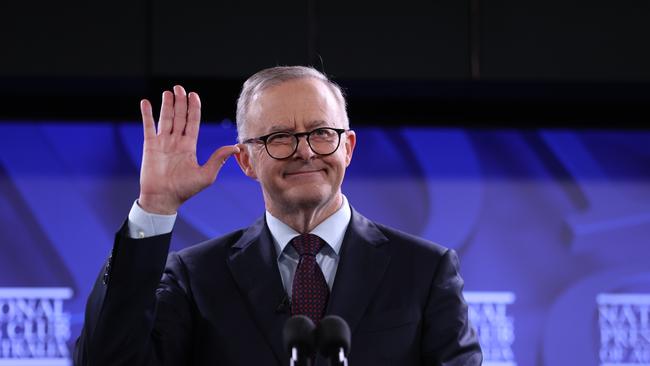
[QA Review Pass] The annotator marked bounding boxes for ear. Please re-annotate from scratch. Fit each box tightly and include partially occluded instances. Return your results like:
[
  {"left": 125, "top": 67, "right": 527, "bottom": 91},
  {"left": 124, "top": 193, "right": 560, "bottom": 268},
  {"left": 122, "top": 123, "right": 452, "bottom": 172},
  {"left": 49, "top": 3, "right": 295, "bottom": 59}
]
[
  {"left": 343, "top": 130, "right": 356, "bottom": 167},
  {"left": 235, "top": 144, "right": 259, "bottom": 180}
]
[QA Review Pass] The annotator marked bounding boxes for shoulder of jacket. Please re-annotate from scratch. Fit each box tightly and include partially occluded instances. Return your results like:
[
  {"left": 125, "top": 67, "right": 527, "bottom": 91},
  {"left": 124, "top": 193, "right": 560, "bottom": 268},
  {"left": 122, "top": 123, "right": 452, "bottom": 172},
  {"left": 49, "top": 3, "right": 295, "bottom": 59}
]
[{"left": 372, "top": 221, "right": 449, "bottom": 257}]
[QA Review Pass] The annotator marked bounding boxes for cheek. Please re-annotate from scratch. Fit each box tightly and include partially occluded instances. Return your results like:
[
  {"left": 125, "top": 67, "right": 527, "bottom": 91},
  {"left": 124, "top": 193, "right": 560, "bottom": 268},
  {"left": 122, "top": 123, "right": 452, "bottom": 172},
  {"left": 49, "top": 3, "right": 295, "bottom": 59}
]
[
  {"left": 326, "top": 155, "right": 348, "bottom": 177},
  {"left": 255, "top": 160, "right": 282, "bottom": 182}
]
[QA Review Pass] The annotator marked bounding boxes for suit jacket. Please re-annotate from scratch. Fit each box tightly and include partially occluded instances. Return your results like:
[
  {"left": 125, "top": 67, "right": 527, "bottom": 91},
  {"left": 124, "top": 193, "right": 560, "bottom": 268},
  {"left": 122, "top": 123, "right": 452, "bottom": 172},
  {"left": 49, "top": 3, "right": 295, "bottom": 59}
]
[{"left": 74, "top": 208, "right": 481, "bottom": 366}]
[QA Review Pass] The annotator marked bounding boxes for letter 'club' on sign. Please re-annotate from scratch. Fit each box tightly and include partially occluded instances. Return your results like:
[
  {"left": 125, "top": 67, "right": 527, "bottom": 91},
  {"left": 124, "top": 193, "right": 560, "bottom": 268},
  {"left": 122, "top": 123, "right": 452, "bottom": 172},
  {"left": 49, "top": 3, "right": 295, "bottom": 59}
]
[{"left": 0, "top": 288, "right": 73, "bottom": 366}]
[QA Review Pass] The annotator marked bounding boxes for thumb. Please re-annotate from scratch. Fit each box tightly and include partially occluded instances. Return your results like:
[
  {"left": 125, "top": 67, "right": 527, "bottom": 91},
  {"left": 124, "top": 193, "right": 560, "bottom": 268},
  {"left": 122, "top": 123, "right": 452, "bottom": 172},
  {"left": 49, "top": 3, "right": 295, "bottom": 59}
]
[{"left": 201, "top": 145, "right": 240, "bottom": 184}]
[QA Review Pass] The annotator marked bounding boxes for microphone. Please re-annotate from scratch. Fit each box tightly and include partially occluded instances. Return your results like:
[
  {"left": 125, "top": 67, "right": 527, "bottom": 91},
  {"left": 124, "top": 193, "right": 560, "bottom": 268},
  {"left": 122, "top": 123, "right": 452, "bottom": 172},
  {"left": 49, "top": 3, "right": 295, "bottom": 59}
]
[
  {"left": 316, "top": 315, "right": 351, "bottom": 366},
  {"left": 283, "top": 315, "right": 316, "bottom": 366}
]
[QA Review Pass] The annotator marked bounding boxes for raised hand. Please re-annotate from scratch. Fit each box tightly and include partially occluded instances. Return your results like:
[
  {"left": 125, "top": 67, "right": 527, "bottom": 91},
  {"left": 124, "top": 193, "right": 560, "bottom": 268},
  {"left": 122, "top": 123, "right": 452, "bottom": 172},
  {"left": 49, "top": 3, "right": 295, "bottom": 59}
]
[{"left": 137, "top": 85, "right": 240, "bottom": 214}]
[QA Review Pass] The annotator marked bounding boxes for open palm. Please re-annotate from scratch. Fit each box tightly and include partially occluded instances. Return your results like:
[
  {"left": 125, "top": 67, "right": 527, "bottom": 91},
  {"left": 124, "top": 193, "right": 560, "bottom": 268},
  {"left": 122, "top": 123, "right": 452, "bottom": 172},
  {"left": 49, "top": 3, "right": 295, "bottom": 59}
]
[{"left": 138, "top": 86, "right": 239, "bottom": 214}]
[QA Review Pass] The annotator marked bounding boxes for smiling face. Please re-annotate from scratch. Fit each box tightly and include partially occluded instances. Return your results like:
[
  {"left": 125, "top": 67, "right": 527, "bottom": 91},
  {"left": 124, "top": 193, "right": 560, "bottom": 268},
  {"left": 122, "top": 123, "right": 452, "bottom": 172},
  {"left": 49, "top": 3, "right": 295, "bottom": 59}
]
[{"left": 235, "top": 77, "right": 356, "bottom": 217}]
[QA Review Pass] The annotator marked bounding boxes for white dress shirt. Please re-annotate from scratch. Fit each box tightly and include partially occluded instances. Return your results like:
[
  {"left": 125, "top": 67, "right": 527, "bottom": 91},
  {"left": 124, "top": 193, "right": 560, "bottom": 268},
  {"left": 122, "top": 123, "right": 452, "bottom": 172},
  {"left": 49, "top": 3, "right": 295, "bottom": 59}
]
[
  {"left": 265, "top": 195, "right": 350, "bottom": 297},
  {"left": 127, "top": 201, "right": 177, "bottom": 239}
]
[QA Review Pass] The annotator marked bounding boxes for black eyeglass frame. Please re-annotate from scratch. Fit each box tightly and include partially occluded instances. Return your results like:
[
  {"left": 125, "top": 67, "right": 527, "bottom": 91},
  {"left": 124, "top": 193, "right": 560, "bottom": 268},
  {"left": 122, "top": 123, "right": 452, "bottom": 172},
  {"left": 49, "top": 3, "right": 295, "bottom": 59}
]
[{"left": 242, "top": 127, "right": 349, "bottom": 160}]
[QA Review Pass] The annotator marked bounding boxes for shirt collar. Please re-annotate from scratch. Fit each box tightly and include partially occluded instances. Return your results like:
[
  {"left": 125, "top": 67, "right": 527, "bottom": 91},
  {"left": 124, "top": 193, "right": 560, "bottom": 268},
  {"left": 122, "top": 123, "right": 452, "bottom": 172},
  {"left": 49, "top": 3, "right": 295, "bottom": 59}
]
[{"left": 266, "top": 195, "right": 351, "bottom": 259}]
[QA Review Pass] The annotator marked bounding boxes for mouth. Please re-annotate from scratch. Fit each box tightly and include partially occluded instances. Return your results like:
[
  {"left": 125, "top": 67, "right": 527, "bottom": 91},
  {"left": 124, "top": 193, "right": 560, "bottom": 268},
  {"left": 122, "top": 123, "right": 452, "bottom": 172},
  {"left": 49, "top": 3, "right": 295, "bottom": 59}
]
[{"left": 284, "top": 169, "right": 325, "bottom": 178}]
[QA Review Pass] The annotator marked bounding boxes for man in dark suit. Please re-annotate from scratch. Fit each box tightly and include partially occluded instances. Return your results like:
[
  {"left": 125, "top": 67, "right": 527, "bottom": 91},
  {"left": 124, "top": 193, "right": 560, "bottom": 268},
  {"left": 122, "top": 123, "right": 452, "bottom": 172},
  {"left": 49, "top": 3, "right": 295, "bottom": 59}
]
[{"left": 74, "top": 66, "right": 482, "bottom": 366}]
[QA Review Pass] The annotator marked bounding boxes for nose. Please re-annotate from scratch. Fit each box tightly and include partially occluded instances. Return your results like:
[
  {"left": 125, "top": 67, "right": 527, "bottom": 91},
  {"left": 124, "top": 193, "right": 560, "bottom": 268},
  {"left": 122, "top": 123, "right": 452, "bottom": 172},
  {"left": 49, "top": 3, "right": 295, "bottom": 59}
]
[{"left": 293, "top": 134, "right": 315, "bottom": 159}]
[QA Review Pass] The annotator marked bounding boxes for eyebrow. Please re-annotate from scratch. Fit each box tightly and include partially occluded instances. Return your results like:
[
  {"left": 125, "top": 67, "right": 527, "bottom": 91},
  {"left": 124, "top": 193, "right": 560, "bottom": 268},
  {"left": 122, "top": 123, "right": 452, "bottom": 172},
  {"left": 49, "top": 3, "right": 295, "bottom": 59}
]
[
  {"left": 305, "top": 120, "right": 331, "bottom": 129},
  {"left": 266, "top": 120, "right": 331, "bottom": 134}
]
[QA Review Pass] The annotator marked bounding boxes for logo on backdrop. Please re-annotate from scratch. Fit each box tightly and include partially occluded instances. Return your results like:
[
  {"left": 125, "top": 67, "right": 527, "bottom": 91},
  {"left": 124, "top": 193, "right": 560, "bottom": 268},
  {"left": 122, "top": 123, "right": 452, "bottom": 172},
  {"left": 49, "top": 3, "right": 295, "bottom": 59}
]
[
  {"left": 465, "top": 291, "right": 516, "bottom": 366},
  {"left": 598, "top": 293, "right": 650, "bottom": 366},
  {"left": 0, "top": 288, "right": 72, "bottom": 365}
]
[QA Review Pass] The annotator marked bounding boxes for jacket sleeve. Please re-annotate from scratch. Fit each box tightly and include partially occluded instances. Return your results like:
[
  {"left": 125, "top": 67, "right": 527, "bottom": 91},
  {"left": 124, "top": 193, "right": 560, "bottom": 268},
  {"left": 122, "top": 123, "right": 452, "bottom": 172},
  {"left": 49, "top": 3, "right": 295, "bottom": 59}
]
[
  {"left": 421, "top": 249, "right": 483, "bottom": 366},
  {"left": 74, "top": 221, "right": 193, "bottom": 366}
]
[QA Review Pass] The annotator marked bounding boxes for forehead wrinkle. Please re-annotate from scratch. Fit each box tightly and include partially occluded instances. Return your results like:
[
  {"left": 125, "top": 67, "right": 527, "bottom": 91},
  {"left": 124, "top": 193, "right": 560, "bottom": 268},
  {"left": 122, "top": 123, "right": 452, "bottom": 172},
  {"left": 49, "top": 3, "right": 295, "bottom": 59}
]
[
  {"left": 263, "top": 117, "right": 296, "bottom": 134},
  {"left": 304, "top": 119, "right": 332, "bottom": 129}
]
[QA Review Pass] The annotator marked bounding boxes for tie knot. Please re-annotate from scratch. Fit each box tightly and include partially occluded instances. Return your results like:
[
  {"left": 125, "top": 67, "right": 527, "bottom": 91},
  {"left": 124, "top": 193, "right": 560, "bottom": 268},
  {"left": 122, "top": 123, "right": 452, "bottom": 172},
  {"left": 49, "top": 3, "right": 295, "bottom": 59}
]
[{"left": 291, "top": 234, "right": 325, "bottom": 256}]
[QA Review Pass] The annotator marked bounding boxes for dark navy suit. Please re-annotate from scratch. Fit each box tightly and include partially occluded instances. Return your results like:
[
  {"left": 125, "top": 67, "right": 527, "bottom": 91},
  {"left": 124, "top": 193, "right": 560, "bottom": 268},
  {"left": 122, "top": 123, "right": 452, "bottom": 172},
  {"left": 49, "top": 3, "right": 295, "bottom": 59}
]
[{"left": 74, "top": 208, "right": 481, "bottom": 366}]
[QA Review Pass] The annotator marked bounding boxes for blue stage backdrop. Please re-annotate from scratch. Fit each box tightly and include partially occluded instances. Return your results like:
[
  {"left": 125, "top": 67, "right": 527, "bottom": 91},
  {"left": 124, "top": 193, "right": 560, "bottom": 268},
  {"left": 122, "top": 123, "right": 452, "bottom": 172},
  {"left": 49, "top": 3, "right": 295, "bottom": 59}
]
[{"left": 0, "top": 122, "right": 648, "bottom": 366}]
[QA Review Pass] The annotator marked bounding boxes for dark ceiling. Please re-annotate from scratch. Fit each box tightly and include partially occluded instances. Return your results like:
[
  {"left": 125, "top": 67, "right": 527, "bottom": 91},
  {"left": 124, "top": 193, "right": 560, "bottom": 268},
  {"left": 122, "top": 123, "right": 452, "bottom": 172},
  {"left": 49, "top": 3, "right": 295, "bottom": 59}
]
[{"left": 1, "top": 0, "right": 649, "bottom": 126}]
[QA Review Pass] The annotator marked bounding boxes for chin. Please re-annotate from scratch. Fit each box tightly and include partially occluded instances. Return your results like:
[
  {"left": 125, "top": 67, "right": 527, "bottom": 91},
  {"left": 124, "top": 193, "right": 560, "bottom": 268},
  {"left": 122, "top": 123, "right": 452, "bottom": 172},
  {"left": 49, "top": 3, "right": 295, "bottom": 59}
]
[{"left": 280, "top": 186, "right": 334, "bottom": 209}]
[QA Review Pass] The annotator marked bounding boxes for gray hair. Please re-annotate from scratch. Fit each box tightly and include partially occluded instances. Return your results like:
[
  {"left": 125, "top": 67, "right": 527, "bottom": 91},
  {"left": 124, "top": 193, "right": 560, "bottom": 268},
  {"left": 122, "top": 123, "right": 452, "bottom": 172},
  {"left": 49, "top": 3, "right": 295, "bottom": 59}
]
[{"left": 235, "top": 66, "right": 349, "bottom": 142}]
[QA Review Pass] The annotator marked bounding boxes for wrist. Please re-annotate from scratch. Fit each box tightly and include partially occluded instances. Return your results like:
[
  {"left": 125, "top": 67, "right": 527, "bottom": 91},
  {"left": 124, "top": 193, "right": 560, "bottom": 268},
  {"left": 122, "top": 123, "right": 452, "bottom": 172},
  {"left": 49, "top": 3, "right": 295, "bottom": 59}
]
[{"left": 137, "top": 194, "right": 179, "bottom": 215}]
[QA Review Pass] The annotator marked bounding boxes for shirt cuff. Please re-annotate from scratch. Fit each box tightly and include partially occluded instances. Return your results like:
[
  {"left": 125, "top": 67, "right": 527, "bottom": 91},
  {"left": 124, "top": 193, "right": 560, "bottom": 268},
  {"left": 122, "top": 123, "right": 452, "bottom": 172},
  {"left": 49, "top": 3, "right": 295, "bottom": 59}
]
[{"left": 127, "top": 200, "right": 177, "bottom": 239}]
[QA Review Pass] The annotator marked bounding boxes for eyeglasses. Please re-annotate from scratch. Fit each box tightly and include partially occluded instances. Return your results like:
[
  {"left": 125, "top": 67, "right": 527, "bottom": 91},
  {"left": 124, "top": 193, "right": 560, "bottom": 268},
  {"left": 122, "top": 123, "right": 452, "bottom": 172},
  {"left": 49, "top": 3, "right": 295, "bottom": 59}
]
[{"left": 242, "top": 127, "right": 348, "bottom": 160}]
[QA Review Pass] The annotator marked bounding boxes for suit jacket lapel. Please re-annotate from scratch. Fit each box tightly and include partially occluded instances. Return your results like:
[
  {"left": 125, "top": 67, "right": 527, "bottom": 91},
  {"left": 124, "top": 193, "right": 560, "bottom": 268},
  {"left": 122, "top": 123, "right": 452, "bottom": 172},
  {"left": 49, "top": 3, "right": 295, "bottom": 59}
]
[
  {"left": 227, "top": 217, "right": 289, "bottom": 366},
  {"left": 326, "top": 208, "right": 391, "bottom": 334}
]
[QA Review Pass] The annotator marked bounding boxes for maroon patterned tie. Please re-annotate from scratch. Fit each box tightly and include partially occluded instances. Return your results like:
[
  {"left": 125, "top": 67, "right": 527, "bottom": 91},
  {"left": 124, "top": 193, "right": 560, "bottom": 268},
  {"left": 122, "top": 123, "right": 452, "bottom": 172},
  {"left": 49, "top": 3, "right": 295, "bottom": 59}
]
[{"left": 290, "top": 233, "right": 329, "bottom": 324}]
